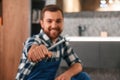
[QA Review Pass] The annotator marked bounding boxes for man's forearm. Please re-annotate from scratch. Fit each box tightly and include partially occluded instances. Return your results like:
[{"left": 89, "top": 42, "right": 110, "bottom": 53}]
[{"left": 64, "top": 63, "right": 82, "bottom": 77}]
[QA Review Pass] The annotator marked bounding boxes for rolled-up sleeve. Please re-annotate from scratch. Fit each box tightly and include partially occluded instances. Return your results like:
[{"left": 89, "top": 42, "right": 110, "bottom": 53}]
[{"left": 63, "top": 41, "right": 82, "bottom": 66}]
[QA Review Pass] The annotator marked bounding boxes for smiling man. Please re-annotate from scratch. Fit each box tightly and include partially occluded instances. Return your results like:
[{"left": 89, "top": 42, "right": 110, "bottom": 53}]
[{"left": 16, "top": 5, "right": 91, "bottom": 80}]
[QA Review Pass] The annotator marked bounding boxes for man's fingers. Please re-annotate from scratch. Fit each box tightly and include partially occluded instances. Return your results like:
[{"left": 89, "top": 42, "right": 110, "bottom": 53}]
[
  {"left": 36, "top": 46, "right": 45, "bottom": 59},
  {"left": 28, "top": 50, "right": 34, "bottom": 61},
  {"left": 48, "top": 51, "right": 52, "bottom": 58},
  {"left": 32, "top": 49, "right": 41, "bottom": 62},
  {"left": 40, "top": 45, "right": 48, "bottom": 55},
  {"left": 39, "top": 45, "right": 52, "bottom": 58}
]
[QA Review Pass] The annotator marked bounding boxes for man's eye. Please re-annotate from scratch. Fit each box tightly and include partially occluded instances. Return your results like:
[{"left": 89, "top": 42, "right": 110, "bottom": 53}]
[
  {"left": 56, "top": 20, "right": 61, "bottom": 23},
  {"left": 47, "top": 20, "right": 52, "bottom": 23}
]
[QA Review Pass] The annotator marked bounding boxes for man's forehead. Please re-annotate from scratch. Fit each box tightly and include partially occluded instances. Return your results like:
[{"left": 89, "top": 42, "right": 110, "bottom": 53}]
[
  {"left": 44, "top": 11, "right": 63, "bottom": 17},
  {"left": 43, "top": 14, "right": 63, "bottom": 21},
  {"left": 45, "top": 18, "right": 63, "bottom": 21}
]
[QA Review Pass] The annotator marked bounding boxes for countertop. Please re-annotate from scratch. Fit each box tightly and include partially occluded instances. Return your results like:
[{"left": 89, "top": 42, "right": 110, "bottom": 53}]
[{"left": 66, "top": 37, "right": 120, "bottom": 42}]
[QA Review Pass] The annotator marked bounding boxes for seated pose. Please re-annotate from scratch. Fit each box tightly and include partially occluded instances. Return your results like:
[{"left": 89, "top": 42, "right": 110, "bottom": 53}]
[{"left": 16, "top": 5, "right": 91, "bottom": 80}]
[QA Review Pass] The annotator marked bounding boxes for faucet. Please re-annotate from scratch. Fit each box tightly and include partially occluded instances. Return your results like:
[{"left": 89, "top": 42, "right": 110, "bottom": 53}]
[{"left": 78, "top": 25, "right": 86, "bottom": 36}]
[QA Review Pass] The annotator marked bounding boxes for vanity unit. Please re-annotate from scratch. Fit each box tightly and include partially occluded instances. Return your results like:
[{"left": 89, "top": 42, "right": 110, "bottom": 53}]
[{"left": 61, "top": 37, "right": 120, "bottom": 69}]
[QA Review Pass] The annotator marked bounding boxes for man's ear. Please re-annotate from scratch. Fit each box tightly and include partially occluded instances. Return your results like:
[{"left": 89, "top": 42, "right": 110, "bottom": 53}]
[{"left": 40, "top": 20, "right": 43, "bottom": 28}]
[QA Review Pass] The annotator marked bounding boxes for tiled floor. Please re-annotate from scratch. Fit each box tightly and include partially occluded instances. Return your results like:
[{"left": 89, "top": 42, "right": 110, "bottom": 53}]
[
  {"left": 57, "top": 67, "right": 120, "bottom": 80},
  {"left": 85, "top": 68, "right": 120, "bottom": 80}
]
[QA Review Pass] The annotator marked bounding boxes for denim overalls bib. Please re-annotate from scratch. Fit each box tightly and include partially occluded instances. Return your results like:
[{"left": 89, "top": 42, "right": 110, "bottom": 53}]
[{"left": 26, "top": 45, "right": 62, "bottom": 80}]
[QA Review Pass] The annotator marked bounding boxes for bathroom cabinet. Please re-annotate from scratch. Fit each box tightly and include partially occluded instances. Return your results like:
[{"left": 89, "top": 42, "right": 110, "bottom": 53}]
[{"left": 60, "top": 37, "right": 120, "bottom": 69}]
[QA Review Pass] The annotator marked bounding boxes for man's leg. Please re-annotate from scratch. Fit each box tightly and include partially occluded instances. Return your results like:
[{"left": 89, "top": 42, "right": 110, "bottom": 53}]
[{"left": 71, "top": 72, "right": 91, "bottom": 80}]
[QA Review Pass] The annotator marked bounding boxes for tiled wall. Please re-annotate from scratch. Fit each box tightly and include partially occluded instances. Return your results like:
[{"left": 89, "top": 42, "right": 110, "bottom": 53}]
[{"left": 62, "top": 12, "right": 120, "bottom": 37}]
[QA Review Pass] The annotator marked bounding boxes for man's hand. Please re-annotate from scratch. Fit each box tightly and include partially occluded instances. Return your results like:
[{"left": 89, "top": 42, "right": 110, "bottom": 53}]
[
  {"left": 27, "top": 44, "right": 52, "bottom": 62},
  {"left": 55, "top": 73, "right": 71, "bottom": 80},
  {"left": 55, "top": 63, "right": 82, "bottom": 80}
]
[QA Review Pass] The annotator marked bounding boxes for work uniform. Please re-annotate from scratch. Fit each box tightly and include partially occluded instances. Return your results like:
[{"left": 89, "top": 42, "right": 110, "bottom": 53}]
[{"left": 16, "top": 29, "right": 91, "bottom": 80}]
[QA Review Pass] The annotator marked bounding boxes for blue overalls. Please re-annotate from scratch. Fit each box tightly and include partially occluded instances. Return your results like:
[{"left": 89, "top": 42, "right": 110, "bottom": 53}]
[
  {"left": 26, "top": 59, "right": 61, "bottom": 80},
  {"left": 25, "top": 45, "right": 91, "bottom": 80},
  {"left": 26, "top": 45, "right": 62, "bottom": 80},
  {"left": 26, "top": 59, "right": 91, "bottom": 80}
]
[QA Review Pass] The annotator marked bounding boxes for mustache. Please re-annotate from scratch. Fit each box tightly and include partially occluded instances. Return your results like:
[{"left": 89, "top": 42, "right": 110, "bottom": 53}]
[{"left": 48, "top": 27, "right": 60, "bottom": 31}]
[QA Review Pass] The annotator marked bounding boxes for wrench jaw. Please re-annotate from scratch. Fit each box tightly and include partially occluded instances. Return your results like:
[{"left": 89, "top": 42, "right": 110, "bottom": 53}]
[{"left": 64, "top": 35, "right": 70, "bottom": 42}]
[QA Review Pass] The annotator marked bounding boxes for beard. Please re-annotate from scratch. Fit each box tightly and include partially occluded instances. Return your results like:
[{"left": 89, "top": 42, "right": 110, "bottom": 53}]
[{"left": 43, "top": 27, "right": 62, "bottom": 40}]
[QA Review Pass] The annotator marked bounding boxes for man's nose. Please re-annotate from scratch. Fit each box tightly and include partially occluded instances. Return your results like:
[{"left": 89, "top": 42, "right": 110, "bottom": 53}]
[{"left": 51, "top": 22, "right": 57, "bottom": 28}]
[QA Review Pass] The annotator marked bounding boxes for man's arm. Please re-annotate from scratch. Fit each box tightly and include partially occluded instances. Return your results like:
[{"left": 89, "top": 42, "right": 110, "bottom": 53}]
[{"left": 55, "top": 63, "right": 82, "bottom": 80}]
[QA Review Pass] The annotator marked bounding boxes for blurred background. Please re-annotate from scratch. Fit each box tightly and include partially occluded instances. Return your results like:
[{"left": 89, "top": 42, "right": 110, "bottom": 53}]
[{"left": 0, "top": 0, "right": 120, "bottom": 80}]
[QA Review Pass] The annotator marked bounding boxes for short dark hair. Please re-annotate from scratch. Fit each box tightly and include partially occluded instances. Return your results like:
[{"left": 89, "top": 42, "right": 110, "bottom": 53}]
[{"left": 40, "top": 5, "right": 64, "bottom": 20}]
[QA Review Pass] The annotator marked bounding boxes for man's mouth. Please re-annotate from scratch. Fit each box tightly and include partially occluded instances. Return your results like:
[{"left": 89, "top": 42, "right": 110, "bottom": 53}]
[
  {"left": 50, "top": 28, "right": 59, "bottom": 32},
  {"left": 51, "top": 29, "right": 57, "bottom": 31}
]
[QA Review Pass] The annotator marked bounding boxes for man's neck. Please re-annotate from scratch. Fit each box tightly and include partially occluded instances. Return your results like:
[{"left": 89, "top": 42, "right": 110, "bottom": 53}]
[{"left": 52, "top": 38, "right": 58, "bottom": 44}]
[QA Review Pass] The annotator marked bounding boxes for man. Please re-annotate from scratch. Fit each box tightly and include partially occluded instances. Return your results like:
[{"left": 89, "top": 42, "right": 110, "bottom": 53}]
[{"left": 16, "top": 5, "right": 91, "bottom": 80}]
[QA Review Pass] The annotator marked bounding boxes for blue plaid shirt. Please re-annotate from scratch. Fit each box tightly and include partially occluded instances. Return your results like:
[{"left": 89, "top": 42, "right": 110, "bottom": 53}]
[{"left": 16, "top": 29, "right": 81, "bottom": 80}]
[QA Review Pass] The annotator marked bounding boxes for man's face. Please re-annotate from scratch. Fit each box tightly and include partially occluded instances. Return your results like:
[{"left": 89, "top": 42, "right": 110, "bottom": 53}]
[{"left": 40, "top": 11, "right": 64, "bottom": 41}]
